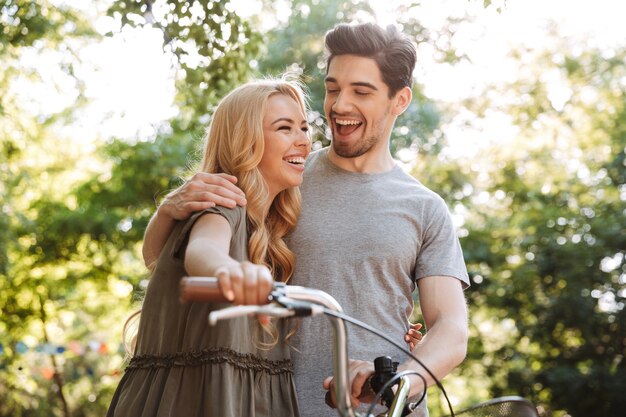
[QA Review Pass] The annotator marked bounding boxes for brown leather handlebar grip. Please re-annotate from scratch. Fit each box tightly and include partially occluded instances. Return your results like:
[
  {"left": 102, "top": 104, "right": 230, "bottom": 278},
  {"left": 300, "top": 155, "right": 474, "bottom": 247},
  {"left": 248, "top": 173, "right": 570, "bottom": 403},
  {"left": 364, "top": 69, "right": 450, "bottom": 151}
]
[{"left": 180, "top": 277, "right": 227, "bottom": 303}]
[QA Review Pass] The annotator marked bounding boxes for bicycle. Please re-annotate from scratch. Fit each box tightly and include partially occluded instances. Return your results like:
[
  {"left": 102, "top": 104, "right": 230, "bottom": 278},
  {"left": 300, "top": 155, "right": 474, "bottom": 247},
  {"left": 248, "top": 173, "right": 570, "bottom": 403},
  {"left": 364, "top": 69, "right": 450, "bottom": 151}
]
[{"left": 180, "top": 277, "right": 540, "bottom": 417}]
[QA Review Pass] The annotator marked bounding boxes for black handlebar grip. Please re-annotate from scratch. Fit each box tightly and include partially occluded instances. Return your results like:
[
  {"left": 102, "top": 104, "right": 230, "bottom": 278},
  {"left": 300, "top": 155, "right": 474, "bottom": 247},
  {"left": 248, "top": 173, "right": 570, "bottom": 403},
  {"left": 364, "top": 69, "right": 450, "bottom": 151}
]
[{"left": 371, "top": 356, "right": 398, "bottom": 407}]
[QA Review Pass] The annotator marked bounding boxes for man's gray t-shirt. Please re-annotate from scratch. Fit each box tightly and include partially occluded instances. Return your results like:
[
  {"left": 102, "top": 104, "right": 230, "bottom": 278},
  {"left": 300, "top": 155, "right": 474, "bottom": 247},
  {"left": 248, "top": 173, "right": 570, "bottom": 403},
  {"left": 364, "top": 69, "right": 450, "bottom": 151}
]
[{"left": 286, "top": 148, "right": 469, "bottom": 417}]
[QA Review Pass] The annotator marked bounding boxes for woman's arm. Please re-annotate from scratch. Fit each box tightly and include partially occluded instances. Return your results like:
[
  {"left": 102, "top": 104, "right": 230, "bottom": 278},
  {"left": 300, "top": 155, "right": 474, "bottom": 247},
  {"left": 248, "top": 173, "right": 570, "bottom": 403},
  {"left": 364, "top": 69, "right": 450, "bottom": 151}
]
[
  {"left": 142, "top": 173, "right": 247, "bottom": 270},
  {"left": 184, "top": 213, "right": 272, "bottom": 305},
  {"left": 142, "top": 205, "right": 183, "bottom": 271}
]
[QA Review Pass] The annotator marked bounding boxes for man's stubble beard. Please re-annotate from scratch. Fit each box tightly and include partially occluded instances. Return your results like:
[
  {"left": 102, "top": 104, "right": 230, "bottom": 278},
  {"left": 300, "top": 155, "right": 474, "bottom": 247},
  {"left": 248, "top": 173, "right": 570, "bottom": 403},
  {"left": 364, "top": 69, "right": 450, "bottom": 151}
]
[
  {"left": 331, "top": 109, "right": 389, "bottom": 158},
  {"left": 332, "top": 132, "right": 379, "bottom": 158}
]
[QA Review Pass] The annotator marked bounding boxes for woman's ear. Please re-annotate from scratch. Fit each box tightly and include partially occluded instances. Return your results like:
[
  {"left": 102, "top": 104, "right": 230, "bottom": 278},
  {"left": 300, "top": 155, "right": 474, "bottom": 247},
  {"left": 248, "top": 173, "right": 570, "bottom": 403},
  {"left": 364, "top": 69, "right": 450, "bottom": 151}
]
[{"left": 392, "top": 86, "right": 412, "bottom": 116}]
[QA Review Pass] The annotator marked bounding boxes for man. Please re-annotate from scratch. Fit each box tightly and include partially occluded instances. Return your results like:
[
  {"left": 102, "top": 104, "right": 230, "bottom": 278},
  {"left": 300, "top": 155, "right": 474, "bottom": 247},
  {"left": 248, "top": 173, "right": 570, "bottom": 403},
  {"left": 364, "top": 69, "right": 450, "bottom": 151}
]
[{"left": 143, "top": 23, "right": 469, "bottom": 417}]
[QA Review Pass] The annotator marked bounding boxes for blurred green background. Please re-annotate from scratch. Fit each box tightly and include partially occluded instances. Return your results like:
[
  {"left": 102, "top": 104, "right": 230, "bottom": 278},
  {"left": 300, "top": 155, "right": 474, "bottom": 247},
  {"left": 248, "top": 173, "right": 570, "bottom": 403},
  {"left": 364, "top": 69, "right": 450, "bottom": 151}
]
[{"left": 1, "top": 0, "right": 624, "bottom": 416}]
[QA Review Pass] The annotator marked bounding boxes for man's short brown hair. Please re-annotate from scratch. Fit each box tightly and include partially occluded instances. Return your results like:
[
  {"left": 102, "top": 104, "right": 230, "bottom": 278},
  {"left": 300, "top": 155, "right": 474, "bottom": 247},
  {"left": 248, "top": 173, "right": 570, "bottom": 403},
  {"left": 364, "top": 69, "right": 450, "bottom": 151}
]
[{"left": 324, "top": 23, "right": 417, "bottom": 98}]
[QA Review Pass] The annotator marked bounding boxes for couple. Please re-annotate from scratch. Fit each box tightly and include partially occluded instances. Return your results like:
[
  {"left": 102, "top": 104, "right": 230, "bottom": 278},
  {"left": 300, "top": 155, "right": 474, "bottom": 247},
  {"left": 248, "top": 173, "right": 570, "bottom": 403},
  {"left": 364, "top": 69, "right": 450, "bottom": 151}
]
[{"left": 107, "top": 22, "right": 469, "bottom": 417}]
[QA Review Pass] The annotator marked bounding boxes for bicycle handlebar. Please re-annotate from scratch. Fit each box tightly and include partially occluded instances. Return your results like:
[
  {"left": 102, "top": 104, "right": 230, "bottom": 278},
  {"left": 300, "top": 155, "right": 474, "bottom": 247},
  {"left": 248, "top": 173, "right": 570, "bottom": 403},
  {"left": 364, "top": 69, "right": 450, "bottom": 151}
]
[
  {"left": 180, "top": 276, "right": 360, "bottom": 417},
  {"left": 180, "top": 276, "right": 225, "bottom": 302}
]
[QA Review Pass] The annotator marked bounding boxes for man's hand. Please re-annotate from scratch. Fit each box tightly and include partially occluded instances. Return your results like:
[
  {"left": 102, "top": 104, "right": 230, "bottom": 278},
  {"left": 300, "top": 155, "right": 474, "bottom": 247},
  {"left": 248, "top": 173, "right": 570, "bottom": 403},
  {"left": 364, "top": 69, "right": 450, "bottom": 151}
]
[
  {"left": 323, "top": 359, "right": 376, "bottom": 409},
  {"left": 159, "top": 172, "right": 247, "bottom": 221},
  {"left": 143, "top": 173, "right": 247, "bottom": 270}
]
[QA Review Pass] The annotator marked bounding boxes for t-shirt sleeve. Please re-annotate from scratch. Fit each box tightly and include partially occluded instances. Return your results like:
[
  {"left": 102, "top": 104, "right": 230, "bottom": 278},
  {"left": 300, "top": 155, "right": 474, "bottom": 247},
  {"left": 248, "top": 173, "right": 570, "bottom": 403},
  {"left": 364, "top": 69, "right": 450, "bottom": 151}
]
[
  {"left": 414, "top": 197, "right": 470, "bottom": 289},
  {"left": 170, "top": 206, "right": 243, "bottom": 260}
]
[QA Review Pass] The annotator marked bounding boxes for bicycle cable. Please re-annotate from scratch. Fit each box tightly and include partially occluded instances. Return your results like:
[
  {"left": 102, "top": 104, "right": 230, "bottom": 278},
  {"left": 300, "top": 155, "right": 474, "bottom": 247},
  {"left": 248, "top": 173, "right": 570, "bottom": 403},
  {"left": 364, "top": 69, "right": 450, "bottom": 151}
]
[
  {"left": 364, "top": 370, "right": 426, "bottom": 417},
  {"left": 322, "top": 309, "right": 456, "bottom": 417}
]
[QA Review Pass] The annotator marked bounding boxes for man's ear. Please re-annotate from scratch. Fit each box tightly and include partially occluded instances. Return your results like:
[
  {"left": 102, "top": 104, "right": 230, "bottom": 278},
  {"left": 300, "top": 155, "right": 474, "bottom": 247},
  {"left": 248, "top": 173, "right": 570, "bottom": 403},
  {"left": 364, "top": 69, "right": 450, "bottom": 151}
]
[{"left": 392, "top": 86, "right": 412, "bottom": 116}]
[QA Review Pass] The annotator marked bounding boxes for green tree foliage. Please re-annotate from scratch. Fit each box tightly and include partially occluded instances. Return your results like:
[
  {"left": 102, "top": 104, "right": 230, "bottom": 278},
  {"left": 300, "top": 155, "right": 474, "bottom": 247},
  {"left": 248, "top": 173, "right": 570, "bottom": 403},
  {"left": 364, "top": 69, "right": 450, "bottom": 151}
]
[
  {"left": 430, "top": 40, "right": 626, "bottom": 416},
  {"left": 107, "top": 0, "right": 262, "bottom": 134},
  {"left": 0, "top": 0, "right": 92, "bottom": 48},
  {"left": 0, "top": 2, "right": 106, "bottom": 416}
]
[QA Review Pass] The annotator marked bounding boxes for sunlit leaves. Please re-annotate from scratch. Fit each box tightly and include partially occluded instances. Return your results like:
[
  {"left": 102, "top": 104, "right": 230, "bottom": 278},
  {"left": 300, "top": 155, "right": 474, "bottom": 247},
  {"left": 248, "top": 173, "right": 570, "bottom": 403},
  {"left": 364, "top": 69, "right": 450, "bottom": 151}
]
[
  {"left": 453, "top": 40, "right": 626, "bottom": 416},
  {"left": 108, "top": 0, "right": 262, "bottom": 132}
]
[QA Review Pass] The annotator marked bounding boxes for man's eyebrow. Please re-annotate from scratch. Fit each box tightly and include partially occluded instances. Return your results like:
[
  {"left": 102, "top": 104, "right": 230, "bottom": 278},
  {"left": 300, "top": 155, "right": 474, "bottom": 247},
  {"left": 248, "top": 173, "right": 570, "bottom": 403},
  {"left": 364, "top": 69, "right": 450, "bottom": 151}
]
[
  {"left": 324, "top": 77, "right": 378, "bottom": 91},
  {"left": 351, "top": 82, "right": 378, "bottom": 90}
]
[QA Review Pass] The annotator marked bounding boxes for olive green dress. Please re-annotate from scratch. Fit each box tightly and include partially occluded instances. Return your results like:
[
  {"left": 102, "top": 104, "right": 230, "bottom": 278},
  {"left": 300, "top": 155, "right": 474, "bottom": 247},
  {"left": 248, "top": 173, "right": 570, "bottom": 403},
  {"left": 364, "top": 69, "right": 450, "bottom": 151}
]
[{"left": 107, "top": 206, "right": 300, "bottom": 417}]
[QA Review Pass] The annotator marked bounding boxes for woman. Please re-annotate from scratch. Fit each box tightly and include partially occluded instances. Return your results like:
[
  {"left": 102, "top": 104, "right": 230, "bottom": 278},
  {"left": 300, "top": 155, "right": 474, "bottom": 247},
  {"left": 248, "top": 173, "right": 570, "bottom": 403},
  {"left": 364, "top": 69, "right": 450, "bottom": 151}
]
[{"left": 107, "top": 78, "right": 311, "bottom": 417}]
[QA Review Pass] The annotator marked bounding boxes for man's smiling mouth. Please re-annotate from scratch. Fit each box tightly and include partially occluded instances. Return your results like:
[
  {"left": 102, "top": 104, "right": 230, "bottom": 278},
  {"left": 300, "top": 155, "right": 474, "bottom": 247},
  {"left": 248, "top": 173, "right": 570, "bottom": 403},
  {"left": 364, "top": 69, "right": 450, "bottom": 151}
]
[{"left": 335, "top": 118, "right": 363, "bottom": 135}]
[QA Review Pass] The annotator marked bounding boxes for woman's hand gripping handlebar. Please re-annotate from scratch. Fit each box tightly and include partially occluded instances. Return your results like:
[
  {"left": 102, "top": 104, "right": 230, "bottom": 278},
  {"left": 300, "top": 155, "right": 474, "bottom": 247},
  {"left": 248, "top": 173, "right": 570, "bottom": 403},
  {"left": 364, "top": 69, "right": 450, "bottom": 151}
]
[
  {"left": 180, "top": 276, "right": 324, "bottom": 323},
  {"left": 180, "top": 276, "right": 358, "bottom": 417}
]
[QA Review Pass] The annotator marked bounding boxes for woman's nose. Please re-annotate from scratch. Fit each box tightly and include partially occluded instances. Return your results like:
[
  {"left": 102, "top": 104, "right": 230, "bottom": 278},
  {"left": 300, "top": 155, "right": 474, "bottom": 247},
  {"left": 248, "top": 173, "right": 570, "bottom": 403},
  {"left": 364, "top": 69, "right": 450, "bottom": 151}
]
[{"left": 296, "top": 129, "right": 311, "bottom": 150}]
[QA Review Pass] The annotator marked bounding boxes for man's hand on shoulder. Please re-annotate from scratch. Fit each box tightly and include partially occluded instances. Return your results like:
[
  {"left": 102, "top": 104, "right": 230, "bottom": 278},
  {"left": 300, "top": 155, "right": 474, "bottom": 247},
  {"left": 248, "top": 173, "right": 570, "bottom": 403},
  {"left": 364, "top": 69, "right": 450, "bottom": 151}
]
[
  {"left": 143, "top": 172, "right": 247, "bottom": 269},
  {"left": 159, "top": 172, "right": 247, "bottom": 221}
]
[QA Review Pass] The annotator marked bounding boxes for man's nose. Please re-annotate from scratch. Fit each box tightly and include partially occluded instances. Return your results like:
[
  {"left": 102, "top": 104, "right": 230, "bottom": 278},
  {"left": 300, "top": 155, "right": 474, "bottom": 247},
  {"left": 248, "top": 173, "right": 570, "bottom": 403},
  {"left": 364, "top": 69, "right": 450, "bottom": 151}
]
[{"left": 332, "top": 92, "right": 352, "bottom": 114}]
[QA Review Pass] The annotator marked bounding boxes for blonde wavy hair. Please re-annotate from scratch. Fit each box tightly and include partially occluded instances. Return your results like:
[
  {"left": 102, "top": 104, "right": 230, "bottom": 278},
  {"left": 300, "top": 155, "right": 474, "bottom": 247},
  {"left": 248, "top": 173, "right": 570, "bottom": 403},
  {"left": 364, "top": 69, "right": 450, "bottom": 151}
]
[
  {"left": 124, "top": 78, "right": 309, "bottom": 356},
  {"left": 199, "top": 78, "right": 308, "bottom": 282}
]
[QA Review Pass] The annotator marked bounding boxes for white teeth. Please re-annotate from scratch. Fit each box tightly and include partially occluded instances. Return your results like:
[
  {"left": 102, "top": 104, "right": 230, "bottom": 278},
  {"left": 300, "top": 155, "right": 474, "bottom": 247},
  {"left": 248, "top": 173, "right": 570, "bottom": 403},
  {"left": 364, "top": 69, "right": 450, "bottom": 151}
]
[
  {"left": 285, "top": 157, "right": 305, "bottom": 164},
  {"left": 335, "top": 119, "right": 362, "bottom": 126}
]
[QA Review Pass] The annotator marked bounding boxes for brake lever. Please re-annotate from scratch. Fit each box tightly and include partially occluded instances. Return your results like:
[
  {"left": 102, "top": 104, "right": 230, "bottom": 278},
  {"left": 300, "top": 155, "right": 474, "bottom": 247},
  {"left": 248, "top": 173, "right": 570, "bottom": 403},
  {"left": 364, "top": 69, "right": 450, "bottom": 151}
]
[
  {"left": 208, "top": 304, "right": 295, "bottom": 326},
  {"left": 272, "top": 295, "right": 326, "bottom": 317},
  {"left": 208, "top": 291, "right": 328, "bottom": 326}
]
